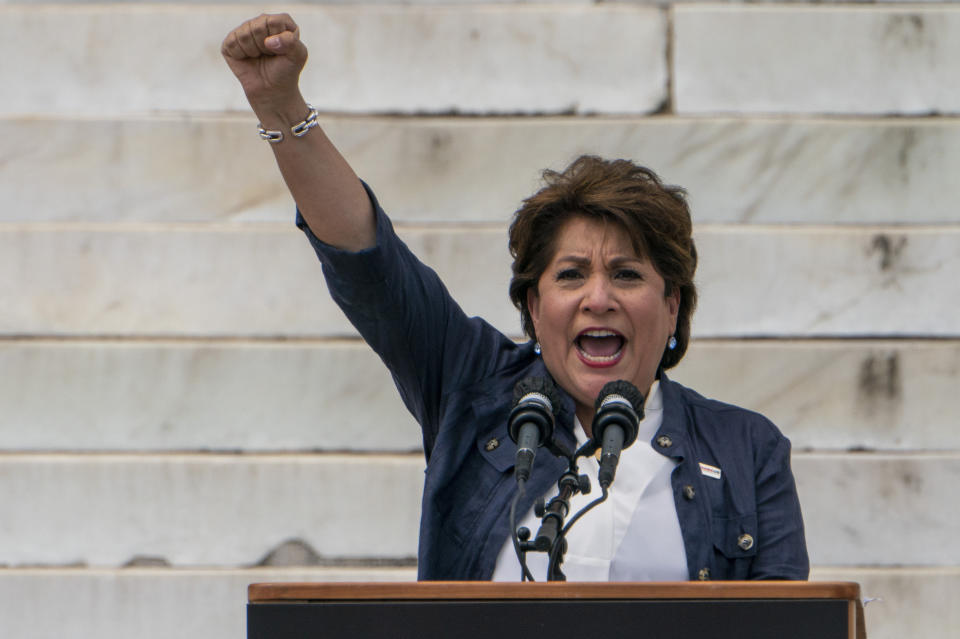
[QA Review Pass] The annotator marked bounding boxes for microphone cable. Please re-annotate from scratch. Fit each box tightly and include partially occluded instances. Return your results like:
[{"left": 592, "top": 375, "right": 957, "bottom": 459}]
[
  {"left": 507, "top": 376, "right": 561, "bottom": 581},
  {"left": 509, "top": 478, "right": 537, "bottom": 581}
]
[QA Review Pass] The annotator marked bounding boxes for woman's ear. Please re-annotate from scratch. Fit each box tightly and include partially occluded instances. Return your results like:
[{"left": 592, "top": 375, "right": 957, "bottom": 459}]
[
  {"left": 667, "top": 286, "right": 680, "bottom": 326},
  {"left": 527, "top": 287, "right": 541, "bottom": 327}
]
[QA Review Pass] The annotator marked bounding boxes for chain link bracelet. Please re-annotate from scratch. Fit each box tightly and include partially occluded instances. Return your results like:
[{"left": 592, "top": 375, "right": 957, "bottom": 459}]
[{"left": 258, "top": 104, "right": 318, "bottom": 144}]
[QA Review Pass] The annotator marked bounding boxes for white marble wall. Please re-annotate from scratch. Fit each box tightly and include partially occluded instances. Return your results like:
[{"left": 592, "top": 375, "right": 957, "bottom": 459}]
[
  {"left": 8, "top": 116, "right": 960, "bottom": 224},
  {"left": 1, "top": 3, "right": 958, "bottom": 639},
  {"left": 3, "top": 340, "right": 957, "bottom": 452},
  {"left": 4, "top": 225, "right": 958, "bottom": 337},
  {"left": 674, "top": 6, "right": 960, "bottom": 115},
  {"left": 0, "top": 6, "right": 667, "bottom": 115}
]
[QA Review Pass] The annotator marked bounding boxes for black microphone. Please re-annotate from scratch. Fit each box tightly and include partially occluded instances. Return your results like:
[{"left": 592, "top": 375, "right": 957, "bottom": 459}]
[
  {"left": 592, "top": 380, "right": 644, "bottom": 489},
  {"left": 508, "top": 377, "right": 560, "bottom": 483}
]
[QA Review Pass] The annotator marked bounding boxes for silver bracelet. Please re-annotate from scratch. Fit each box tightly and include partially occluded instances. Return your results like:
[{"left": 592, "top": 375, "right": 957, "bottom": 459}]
[{"left": 258, "top": 104, "right": 318, "bottom": 144}]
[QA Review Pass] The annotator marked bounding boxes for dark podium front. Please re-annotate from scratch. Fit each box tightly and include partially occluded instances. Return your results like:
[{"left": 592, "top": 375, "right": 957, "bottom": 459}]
[{"left": 248, "top": 581, "right": 864, "bottom": 639}]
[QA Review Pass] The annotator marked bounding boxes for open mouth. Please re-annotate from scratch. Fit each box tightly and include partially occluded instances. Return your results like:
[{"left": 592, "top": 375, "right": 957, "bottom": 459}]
[{"left": 575, "top": 329, "right": 625, "bottom": 366}]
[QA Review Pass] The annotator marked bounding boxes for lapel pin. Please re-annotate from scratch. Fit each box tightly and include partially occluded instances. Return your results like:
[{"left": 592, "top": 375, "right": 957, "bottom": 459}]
[{"left": 699, "top": 462, "right": 721, "bottom": 480}]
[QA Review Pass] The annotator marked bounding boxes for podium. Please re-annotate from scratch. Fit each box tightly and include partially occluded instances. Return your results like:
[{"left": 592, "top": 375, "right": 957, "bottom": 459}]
[{"left": 248, "top": 581, "right": 864, "bottom": 639}]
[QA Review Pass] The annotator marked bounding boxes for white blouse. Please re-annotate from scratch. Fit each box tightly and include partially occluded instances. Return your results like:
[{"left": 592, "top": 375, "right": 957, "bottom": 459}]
[{"left": 492, "top": 380, "right": 688, "bottom": 581}]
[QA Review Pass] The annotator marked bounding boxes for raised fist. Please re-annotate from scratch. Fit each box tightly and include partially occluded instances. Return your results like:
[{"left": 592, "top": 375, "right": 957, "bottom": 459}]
[{"left": 221, "top": 13, "right": 309, "bottom": 110}]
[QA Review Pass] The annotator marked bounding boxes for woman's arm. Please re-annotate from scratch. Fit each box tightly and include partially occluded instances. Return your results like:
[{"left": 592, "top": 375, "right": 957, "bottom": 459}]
[
  {"left": 221, "top": 13, "right": 375, "bottom": 251},
  {"left": 751, "top": 434, "right": 809, "bottom": 580}
]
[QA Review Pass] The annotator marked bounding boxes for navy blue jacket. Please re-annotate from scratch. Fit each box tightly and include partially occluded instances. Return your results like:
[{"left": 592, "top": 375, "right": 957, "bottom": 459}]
[{"left": 299, "top": 185, "right": 809, "bottom": 581}]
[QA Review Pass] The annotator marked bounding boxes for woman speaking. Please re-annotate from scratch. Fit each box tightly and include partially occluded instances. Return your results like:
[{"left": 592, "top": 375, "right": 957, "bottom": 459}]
[{"left": 221, "top": 13, "right": 809, "bottom": 582}]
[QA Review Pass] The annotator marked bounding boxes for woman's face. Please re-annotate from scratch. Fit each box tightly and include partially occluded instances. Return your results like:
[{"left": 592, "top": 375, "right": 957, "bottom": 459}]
[{"left": 527, "top": 215, "right": 679, "bottom": 431}]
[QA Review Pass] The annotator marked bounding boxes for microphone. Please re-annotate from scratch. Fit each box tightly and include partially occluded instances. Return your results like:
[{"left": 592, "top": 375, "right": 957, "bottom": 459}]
[
  {"left": 508, "top": 377, "right": 560, "bottom": 483},
  {"left": 592, "top": 380, "right": 644, "bottom": 489}
]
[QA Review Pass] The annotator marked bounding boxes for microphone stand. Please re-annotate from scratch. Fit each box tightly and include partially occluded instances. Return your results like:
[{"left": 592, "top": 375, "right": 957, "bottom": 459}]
[
  {"left": 540, "top": 470, "right": 579, "bottom": 581},
  {"left": 515, "top": 442, "right": 601, "bottom": 581},
  {"left": 511, "top": 380, "right": 641, "bottom": 581}
]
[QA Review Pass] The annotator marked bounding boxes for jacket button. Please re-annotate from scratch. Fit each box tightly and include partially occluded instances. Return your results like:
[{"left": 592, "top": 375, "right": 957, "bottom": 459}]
[
  {"left": 698, "top": 567, "right": 710, "bottom": 581},
  {"left": 656, "top": 435, "right": 673, "bottom": 448},
  {"left": 485, "top": 438, "right": 500, "bottom": 451},
  {"left": 682, "top": 485, "right": 695, "bottom": 500},
  {"left": 737, "top": 533, "right": 754, "bottom": 551}
]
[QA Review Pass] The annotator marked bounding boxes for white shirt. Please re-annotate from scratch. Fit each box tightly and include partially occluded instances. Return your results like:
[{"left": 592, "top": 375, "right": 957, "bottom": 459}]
[{"left": 492, "top": 380, "right": 688, "bottom": 581}]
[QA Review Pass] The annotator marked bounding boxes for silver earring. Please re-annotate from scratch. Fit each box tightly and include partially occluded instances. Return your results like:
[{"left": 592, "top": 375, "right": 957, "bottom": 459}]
[
  {"left": 534, "top": 342, "right": 541, "bottom": 355},
  {"left": 667, "top": 336, "right": 677, "bottom": 350}
]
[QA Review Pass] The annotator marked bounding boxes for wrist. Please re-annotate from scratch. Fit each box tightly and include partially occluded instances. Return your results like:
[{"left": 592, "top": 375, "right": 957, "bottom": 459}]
[
  {"left": 257, "top": 102, "right": 319, "bottom": 144},
  {"left": 249, "top": 93, "right": 310, "bottom": 129}
]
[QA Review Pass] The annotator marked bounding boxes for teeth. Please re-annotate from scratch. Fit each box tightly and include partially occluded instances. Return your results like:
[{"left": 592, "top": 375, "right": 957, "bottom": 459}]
[
  {"left": 578, "top": 349, "right": 621, "bottom": 363},
  {"left": 576, "top": 330, "right": 624, "bottom": 363},
  {"left": 580, "top": 329, "right": 619, "bottom": 338}
]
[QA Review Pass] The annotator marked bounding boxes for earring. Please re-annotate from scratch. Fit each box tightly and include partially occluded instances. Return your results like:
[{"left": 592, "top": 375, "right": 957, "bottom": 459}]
[
  {"left": 667, "top": 336, "right": 677, "bottom": 351},
  {"left": 534, "top": 342, "right": 542, "bottom": 355}
]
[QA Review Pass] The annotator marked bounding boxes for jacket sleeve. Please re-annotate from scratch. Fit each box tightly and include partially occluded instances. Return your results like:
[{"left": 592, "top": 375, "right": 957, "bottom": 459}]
[
  {"left": 296, "top": 182, "right": 515, "bottom": 457},
  {"left": 750, "top": 433, "right": 810, "bottom": 579}
]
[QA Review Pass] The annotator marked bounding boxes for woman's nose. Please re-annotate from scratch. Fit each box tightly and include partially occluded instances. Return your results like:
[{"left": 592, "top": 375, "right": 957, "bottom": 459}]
[{"left": 581, "top": 275, "right": 616, "bottom": 313}]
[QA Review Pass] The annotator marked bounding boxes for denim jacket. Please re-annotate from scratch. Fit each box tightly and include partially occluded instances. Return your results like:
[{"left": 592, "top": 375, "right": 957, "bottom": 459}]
[{"left": 299, "top": 184, "right": 808, "bottom": 581}]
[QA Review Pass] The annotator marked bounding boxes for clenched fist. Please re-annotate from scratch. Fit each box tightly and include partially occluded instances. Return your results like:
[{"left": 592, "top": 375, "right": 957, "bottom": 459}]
[{"left": 221, "top": 13, "right": 309, "bottom": 112}]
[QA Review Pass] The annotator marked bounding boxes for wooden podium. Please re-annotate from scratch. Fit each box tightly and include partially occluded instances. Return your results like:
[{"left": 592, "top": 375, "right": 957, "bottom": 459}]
[{"left": 248, "top": 581, "right": 864, "bottom": 639}]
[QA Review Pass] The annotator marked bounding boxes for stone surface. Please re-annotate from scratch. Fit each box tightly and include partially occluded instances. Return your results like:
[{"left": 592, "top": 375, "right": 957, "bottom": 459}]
[
  {"left": 5, "top": 116, "right": 960, "bottom": 225},
  {"left": 693, "top": 227, "right": 960, "bottom": 337},
  {"left": 0, "top": 224, "right": 515, "bottom": 337},
  {"left": 0, "top": 340, "right": 422, "bottom": 451},
  {"left": 0, "top": 454, "right": 423, "bottom": 566},
  {"left": 675, "top": 6, "right": 960, "bottom": 115},
  {"left": 0, "top": 5, "right": 666, "bottom": 116},
  {"left": 0, "top": 116, "right": 289, "bottom": 224},
  {"left": 3, "top": 0, "right": 594, "bottom": 4},
  {"left": 812, "top": 566, "right": 960, "bottom": 639},
  {"left": 0, "top": 567, "right": 416, "bottom": 639},
  {"left": 2, "top": 226, "right": 957, "bottom": 338},
  {"left": 0, "top": 451, "right": 955, "bottom": 567},
  {"left": 795, "top": 453, "right": 960, "bottom": 565},
  {"left": 2, "top": 339, "right": 957, "bottom": 452},
  {"left": 672, "top": 339, "right": 960, "bottom": 451}
]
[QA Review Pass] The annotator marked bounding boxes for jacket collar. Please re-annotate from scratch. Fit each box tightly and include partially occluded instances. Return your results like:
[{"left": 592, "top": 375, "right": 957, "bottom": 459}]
[{"left": 651, "top": 371, "right": 688, "bottom": 461}]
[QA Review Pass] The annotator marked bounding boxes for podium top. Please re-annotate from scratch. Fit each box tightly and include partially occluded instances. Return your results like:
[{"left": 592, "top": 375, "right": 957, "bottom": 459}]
[{"left": 248, "top": 581, "right": 861, "bottom": 603}]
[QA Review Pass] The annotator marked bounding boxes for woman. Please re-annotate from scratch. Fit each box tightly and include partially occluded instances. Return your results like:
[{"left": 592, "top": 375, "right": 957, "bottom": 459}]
[{"left": 222, "top": 13, "right": 808, "bottom": 582}]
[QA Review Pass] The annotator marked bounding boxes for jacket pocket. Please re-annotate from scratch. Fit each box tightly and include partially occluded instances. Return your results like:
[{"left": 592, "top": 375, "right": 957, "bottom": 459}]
[{"left": 711, "top": 513, "right": 758, "bottom": 579}]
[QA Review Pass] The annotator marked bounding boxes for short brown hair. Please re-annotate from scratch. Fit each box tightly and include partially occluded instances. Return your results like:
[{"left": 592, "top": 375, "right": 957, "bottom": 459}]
[{"left": 508, "top": 155, "right": 698, "bottom": 370}]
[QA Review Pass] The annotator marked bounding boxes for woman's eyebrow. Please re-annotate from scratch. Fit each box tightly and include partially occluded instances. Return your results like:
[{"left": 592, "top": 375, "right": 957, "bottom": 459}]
[
  {"left": 608, "top": 255, "right": 644, "bottom": 267},
  {"left": 554, "top": 255, "right": 591, "bottom": 267},
  {"left": 554, "top": 255, "right": 643, "bottom": 267}
]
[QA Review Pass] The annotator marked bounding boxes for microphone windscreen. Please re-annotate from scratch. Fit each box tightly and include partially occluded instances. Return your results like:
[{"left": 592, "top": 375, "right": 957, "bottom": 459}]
[
  {"left": 593, "top": 380, "right": 645, "bottom": 449},
  {"left": 512, "top": 376, "right": 561, "bottom": 415},
  {"left": 594, "top": 380, "right": 645, "bottom": 417}
]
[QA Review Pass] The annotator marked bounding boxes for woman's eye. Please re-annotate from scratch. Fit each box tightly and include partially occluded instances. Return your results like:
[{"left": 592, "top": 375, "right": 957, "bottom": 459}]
[
  {"left": 556, "top": 268, "right": 583, "bottom": 281},
  {"left": 615, "top": 269, "right": 643, "bottom": 281}
]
